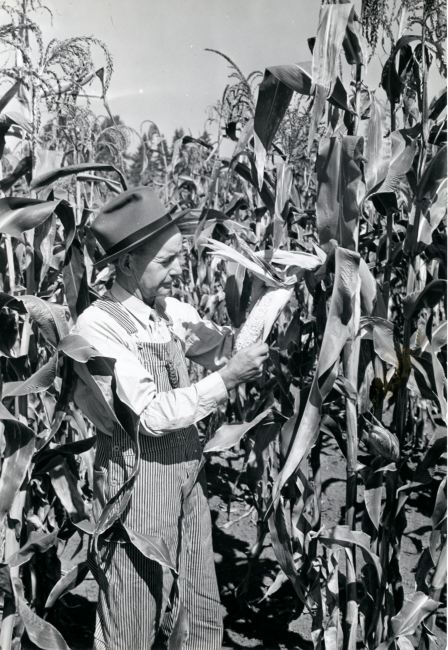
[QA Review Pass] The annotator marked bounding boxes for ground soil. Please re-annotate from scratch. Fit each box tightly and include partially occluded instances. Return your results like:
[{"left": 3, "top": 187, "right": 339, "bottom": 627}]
[{"left": 48, "top": 436, "right": 446, "bottom": 650}]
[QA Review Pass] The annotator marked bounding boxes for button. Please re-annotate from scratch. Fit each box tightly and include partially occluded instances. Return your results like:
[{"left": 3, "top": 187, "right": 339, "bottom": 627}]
[{"left": 112, "top": 445, "right": 120, "bottom": 453}]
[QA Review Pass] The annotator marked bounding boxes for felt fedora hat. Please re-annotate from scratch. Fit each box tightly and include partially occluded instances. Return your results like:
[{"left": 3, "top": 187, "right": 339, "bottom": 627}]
[{"left": 91, "top": 186, "right": 186, "bottom": 265}]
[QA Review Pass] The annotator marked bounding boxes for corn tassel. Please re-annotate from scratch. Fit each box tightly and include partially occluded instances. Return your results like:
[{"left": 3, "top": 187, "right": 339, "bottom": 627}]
[{"left": 235, "top": 287, "right": 293, "bottom": 351}]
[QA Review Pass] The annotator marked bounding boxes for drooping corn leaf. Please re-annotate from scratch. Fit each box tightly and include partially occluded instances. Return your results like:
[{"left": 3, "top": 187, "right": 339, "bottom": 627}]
[
  {"left": 63, "top": 236, "right": 90, "bottom": 320},
  {"left": 381, "top": 35, "right": 421, "bottom": 106},
  {"left": 253, "top": 62, "right": 352, "bottom": 187},
  {"left": 204, "top": 408, "right": 272, "bottom": 453},
  {"left": 415, "top": 146, "right": 447, "bottom": 247},
  {"left": 316, "top": 136, "right": 365, "bottom": 251},
  {"left": 13, "top": 578, "right": 71, "bottom": 650},
  {"left": 403, "top": 279, "right": 447, "bottom": 320},
  {"left": 391, "top": 591, "right": 439, "bottom": 637},
  {"left": 0, "top": 198, "right": 62, "bottom": 238},
  {"left": 123, "top": 525, "right": 176, "bottom": 572},
  {"left": 313, "top": 525, "right": 382, "bottom": 583},
  {"left": 21, "top": 295, "right": 69, "bottom": 348},
  {"left": 205, "top": 238, "right": 283, "bottom": 287},
  {"left": 368, "top": 127, "right": 419, "bottom": 215},
  {"left": 31, "top": 162, "right": 128, "bottom": 191},
  {"left": 257, "top": 248, "right": 323, "bottom": 272},
  {"left": 2, "top": 353, "right": 58, "bottom": 397},
  {"left": 45, "top": 560, "right": 90, "bottom": 609},
  {"left": 58, "top": 333, "right": 102, "bottom": 363},
  {"left": 7, "top": 530, "right": 58, "bottom": 568},
  {"left": 0, "top": 407, "right": 35, "bottom": 517},
  {"left": 272, "top": 247, "right": 360, "bottom": 502},
  {"left": 35, "top": 436, "right": 96, "bottom": 466},
  {"left": 0, "top": 197, "right": 75, "bottom": 256}
]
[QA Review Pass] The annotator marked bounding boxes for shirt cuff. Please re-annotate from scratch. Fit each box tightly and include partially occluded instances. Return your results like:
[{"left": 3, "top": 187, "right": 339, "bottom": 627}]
[{"left": 196, "top": 371, "right": 228, "bottom": 408}]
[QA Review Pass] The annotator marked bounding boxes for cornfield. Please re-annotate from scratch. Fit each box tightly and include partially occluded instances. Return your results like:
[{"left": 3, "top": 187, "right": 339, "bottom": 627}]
[{"left": 0, "top": 0, "right": 446, "bottom": 648}]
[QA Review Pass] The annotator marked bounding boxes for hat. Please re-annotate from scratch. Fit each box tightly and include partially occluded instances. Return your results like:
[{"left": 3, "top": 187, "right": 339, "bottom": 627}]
[{"left": 91, "top": 186, "right": 186, "bottom": 265}]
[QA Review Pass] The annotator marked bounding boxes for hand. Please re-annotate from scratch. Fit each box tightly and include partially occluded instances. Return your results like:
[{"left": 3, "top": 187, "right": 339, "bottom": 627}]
[{"left": 218, "top": 342, "right": 269, "bottom": 391}]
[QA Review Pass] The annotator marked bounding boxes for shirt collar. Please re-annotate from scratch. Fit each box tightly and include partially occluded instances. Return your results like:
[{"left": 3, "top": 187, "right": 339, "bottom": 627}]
[{"left": 109, "top": 281, "right": 157, "bottom": 328}]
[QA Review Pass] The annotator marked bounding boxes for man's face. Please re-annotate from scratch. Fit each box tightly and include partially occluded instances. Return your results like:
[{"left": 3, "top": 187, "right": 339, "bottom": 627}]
[{"left": 126, "top": 226, "right": 183, "bottom": 302}]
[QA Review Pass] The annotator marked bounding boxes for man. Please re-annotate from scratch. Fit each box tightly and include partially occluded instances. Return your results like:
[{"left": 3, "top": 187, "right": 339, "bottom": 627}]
[{"left": 74, "top": 186, "right": 269, "bottom": 650}]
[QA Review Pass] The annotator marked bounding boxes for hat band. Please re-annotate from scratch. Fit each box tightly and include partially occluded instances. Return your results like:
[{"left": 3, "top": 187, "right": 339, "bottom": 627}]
[{"left": 105, "top": 211, "right": 176, "bottom": 258}]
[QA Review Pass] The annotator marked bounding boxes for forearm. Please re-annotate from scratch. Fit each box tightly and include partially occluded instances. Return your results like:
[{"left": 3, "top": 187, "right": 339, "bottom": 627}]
[{"left": 132, "top": 372, "right": 228, "bottom": 436}]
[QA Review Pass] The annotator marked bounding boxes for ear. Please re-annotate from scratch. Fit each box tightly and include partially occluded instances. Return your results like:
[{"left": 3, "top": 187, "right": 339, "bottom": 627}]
[{"left": 116, "top": 253, "right": 133, "bottom": 277}]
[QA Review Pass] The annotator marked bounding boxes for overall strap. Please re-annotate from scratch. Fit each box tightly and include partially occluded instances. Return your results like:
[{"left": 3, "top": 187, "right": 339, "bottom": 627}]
[{"left": 94, "top": 295, "right": 138, "bottom": 334}]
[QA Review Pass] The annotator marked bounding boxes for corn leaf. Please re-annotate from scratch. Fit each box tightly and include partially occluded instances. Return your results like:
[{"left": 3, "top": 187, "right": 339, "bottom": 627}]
[
  {"left": 415, "top": 146, "right": 448, "bottom": 247},
  {"left": 253, "top": 61, "right": 352, "bottom": 187},
  {"left": 205, "top": 238, "right": 282, "bottom": 287},
  {"left": 13, "top": 578, "right": 71, "bottom": 650},
  {"left": 364, "top": 93, "right": 390, "bottom": 193},
  {"left": 368, "top": 127, "right": 419, "bottom": 215},
  {"left": 0, "top": 198, "right": 63, "bottom": 238},
  {"left": 314, "top": 525, "right": 382, "bottom": 583},
  {"left": 391, "top": 591, "right": 439, "bottom": 637},
  {"left": 225, "top": 263, "right": 251, "bottom": 328},
  {"left": 0, "top": 410, "right": 35, "bottom": 517},
  {"left": 123, "top": 525, "right": 176, "bottom": 572},
  {"left": 0, "top": 80, "right": 20, "bottom": 113},
  {"left": 403, "top": 280, "right": 447, "bottom": 320},
  {"left": 257, "top": 249, "right": 323, "bottom": 272},
  {"left": 268, "top": 498, "right": 308, "bottom": 607},
  {"left": 58, "top": 333, "right": 102, "bottom": 363},
  {"left": 342, "top": 6, "right": 367, "bottom": 66},
  {"left": 309, "top": 3, "right": 353, "bottom": 147},
  {"left": 21, "top": 295, "right": 69, "bottom": 348},
  {"left": 31, "top": 162, "right": 128, "bottom": 191},
  {"left": 2, "top": 353, "right": 58, "bottom": 397},
  {"left": 311, "top": 3, "right": 353, "bottom": 93},
  {"left": 63, "top": 236, "right": 90, "bottom": 320},
  {"left": 273, "top": 162, "right": 293, "bottom": 249},
  {"left": 204, "top": 408, "right": 272, "bottom": 453},
  {"left": 272, "top": 247, "right": 360, "bottom": 502},
  {"left": 49, "top": 458, "right": 89, "bottom": 521},
  {"left": 316, "top": 136, "right": 365, "bottom": 251},
  {"left": 45, "top": 560, "right": 90, "bottom": 609},
  {"left": 7, "top": 530, "right": 58, "bottom": 568},
  {"left": 381, "top": 35, "right": 421, "bottom": 105}
]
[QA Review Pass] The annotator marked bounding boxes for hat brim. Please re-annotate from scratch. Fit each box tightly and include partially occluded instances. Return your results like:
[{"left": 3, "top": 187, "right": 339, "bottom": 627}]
[{"left": 92, "top": 207, "right": 191, "bottom": 266}]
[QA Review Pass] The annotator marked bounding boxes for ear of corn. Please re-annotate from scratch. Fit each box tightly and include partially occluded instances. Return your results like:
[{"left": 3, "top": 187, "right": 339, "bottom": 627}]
[{"left": 235, "top": 287, "right": 293, "bottom": 351}]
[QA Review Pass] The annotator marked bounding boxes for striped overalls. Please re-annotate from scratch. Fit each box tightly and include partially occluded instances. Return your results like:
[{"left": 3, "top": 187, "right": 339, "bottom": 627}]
[{"left": 90, "top": 297, "right": 223, "bottom": 650}]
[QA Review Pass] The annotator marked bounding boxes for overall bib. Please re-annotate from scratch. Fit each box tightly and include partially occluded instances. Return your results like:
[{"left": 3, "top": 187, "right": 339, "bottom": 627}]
[{"left": 90, "top": 297, "right": 223, "bottom": 650}]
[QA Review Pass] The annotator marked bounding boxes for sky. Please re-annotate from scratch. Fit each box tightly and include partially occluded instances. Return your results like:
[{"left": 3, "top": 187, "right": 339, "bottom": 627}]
[
  {"left": 4, "top": 1, "right": 444, "bottom": 144},
  {"left": 41, "top": 0, "right": 322, "bottom": 140}
]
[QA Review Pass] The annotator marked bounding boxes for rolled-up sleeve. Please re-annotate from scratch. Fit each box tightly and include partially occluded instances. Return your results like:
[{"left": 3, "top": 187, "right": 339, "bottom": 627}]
[{"left": 74, "top": 305, "right": 228, "bottom": 437}]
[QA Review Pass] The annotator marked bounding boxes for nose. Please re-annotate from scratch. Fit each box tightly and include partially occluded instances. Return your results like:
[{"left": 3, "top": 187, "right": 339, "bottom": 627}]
[{"left": 170, "top": 257, "right": 182, "bottom": 277}]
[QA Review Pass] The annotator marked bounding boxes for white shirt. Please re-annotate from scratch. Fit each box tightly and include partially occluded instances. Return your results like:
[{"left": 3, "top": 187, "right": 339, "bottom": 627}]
[{"left": 74, "top": 282, "right": 233, "bottom": 436}]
